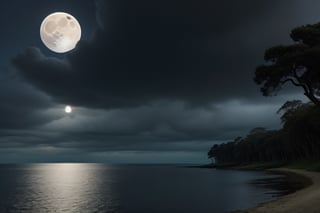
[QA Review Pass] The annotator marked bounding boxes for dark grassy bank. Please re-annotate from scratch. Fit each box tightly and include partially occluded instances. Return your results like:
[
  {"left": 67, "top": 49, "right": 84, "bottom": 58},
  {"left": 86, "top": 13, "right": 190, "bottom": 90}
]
[{"left": 196, "top": 161, "right": 320, "bottom": 172}]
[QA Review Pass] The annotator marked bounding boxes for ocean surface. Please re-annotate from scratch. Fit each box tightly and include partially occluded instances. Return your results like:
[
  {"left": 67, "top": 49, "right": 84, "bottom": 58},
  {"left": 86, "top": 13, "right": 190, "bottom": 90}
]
[{"left": 0, "top": 164, "right": 287, "bottom": 213}]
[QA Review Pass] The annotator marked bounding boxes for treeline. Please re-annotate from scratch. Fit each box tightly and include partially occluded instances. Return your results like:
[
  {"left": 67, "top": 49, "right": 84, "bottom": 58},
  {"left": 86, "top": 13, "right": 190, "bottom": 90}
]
[{"left": 208, "top": 101, "right": 320, "bottom": 164}]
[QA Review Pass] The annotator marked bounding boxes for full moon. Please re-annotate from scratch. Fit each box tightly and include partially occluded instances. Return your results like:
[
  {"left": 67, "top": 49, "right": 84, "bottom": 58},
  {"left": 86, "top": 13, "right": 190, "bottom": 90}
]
[
  {"left": 40, "top": 12, "right": 81, "bottom": 53},
  {"left": 65, "top": 105, "right": 72, "bottom": 114}
]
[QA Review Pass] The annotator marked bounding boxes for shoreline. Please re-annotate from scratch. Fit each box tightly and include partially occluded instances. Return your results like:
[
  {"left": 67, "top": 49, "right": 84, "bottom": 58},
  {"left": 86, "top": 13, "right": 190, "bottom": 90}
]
[{"left": 239, "top": 168, "right": 319, "bottom": 213}]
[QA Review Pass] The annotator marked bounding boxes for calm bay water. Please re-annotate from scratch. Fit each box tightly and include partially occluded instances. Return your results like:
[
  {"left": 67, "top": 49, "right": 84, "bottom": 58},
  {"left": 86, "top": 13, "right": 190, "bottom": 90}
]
[{"left": 0, "top": 164, "right": 286, "bottom": 213}]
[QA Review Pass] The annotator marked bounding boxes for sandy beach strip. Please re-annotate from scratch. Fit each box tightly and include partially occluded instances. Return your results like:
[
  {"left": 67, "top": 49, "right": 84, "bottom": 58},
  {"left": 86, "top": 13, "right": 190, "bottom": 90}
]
[{"left": 244, "top": 168, "right": 320, "bottom": 213}]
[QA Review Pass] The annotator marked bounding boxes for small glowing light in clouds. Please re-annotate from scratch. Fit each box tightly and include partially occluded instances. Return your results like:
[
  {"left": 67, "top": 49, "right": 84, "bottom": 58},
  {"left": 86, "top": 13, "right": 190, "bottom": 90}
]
[{"left": 65, "top": 105, "right": 72, "bottom": 113}]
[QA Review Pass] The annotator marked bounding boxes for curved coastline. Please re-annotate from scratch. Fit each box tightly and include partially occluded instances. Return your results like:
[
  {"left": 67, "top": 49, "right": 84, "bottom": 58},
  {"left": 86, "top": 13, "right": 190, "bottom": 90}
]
[{"left": 242, "top": 168, "right": 320, "bottom": 213}]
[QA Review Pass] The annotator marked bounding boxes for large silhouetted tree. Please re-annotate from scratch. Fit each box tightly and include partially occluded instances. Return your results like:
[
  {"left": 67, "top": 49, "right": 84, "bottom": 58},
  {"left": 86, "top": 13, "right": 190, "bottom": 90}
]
[{"left": 255, "top": 23, "right": 320, "bottom": 106}]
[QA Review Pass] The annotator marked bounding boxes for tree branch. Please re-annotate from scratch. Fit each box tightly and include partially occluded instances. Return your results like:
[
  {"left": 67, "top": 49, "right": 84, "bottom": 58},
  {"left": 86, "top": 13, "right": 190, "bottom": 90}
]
[
  {"left": 282, "top": 77, "right": 320, "bottom": 106},
  {"left": 281, "top": 78, "right": 304, "bottom": 87}
]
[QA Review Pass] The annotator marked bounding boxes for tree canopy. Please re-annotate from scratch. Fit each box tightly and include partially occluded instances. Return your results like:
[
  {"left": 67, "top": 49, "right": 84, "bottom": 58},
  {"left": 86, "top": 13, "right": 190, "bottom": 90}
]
[
  {"left": 208, "top": 102, "right": 320, "bottom": 164},
  {"left": 254, "top": 23, "right": 320, "bottom": 106}
]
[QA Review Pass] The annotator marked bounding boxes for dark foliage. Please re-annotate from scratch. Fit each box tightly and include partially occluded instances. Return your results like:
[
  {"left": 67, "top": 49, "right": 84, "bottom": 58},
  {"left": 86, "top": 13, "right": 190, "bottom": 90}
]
[
  {"left": 254, "top": 23, "right": 320, "bottom": 106},
  {"left": 208, "top": 103, "right": 320, "bottom": 164}
]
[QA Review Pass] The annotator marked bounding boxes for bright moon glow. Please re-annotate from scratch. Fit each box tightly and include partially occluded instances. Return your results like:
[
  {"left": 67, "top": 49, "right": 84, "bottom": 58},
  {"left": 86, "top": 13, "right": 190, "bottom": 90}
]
[
  {"left": 40, "top": 12, "right": 81, "bottom": 53},
  {"left": 65, "top": 106, "right": 72, "bottom": 114}
]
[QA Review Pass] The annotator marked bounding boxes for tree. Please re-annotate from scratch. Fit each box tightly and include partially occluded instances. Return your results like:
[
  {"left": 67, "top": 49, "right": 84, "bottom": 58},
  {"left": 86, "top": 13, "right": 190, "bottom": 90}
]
[
  {"left": 254, "top": 23, "right": 320, "bottom": 106},
  {"left": 277, "top": 100, "right": 304, "bottom": 124},
  {"left": 249, "top": 127, "right": 266, "bottom": 135}
]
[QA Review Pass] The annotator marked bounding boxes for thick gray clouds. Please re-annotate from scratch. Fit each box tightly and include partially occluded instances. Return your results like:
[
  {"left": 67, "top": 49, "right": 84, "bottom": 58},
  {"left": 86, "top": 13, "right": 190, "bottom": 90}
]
[
  {"left": 0, "top": 0, "right": 317, "bottom": 163},
  {"left": 0, "top": 72, "right": 58, "bottom": 129},
  {"left": 12, "top": 0, "right": 299, "bottom": 108}
]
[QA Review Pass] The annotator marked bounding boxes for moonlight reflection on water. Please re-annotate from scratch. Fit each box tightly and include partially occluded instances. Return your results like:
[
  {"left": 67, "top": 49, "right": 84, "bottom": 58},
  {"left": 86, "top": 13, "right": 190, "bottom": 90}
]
[
  {"left": 0, "top": 164, "right": 286, "bottom": 213},
  {"left": 13, "top": 164, "right": 118, "bottom": 212}
]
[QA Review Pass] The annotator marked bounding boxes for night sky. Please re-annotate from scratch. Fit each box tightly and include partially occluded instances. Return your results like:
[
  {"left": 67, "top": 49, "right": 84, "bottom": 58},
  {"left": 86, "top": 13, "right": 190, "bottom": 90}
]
[{"left": 0, "top": 0, "right": 317, "bottom": 163}]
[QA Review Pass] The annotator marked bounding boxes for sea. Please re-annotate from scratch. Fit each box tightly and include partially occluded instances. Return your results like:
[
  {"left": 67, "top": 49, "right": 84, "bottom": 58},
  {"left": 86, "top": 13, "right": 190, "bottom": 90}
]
[{"left": 0, "top": 164, "right": 288, "bottom": 213}]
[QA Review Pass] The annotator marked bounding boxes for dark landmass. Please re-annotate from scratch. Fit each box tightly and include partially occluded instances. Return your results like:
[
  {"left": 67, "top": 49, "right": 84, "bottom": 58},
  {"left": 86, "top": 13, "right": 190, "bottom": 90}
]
[{"left": 207, "top": 104, "right": 320, "bottom": 170}]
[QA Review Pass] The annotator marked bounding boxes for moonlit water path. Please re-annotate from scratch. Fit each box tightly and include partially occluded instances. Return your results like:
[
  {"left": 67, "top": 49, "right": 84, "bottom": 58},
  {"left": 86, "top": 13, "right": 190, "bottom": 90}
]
[{"left": 0, "top": 164, "right": 286, "bottom": 212}]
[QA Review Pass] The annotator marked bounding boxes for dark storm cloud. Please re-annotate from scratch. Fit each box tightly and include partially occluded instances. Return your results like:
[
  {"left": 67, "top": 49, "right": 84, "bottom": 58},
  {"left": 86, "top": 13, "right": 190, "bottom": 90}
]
[
  {"left": 12, "top": 0, "right": 299, "bottom": 109},
  {"left": 0, "top": 71, "right": 60, "bottom": 129}
]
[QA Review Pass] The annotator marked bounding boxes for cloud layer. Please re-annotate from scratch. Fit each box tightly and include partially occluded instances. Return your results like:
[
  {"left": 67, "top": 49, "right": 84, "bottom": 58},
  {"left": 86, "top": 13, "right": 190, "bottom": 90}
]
[
  {"left": 13, "top": 0, "right": 296, "bottom": 109},
  {"left": 1, "top": 0, "right": 317, "bottom": 163}
]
